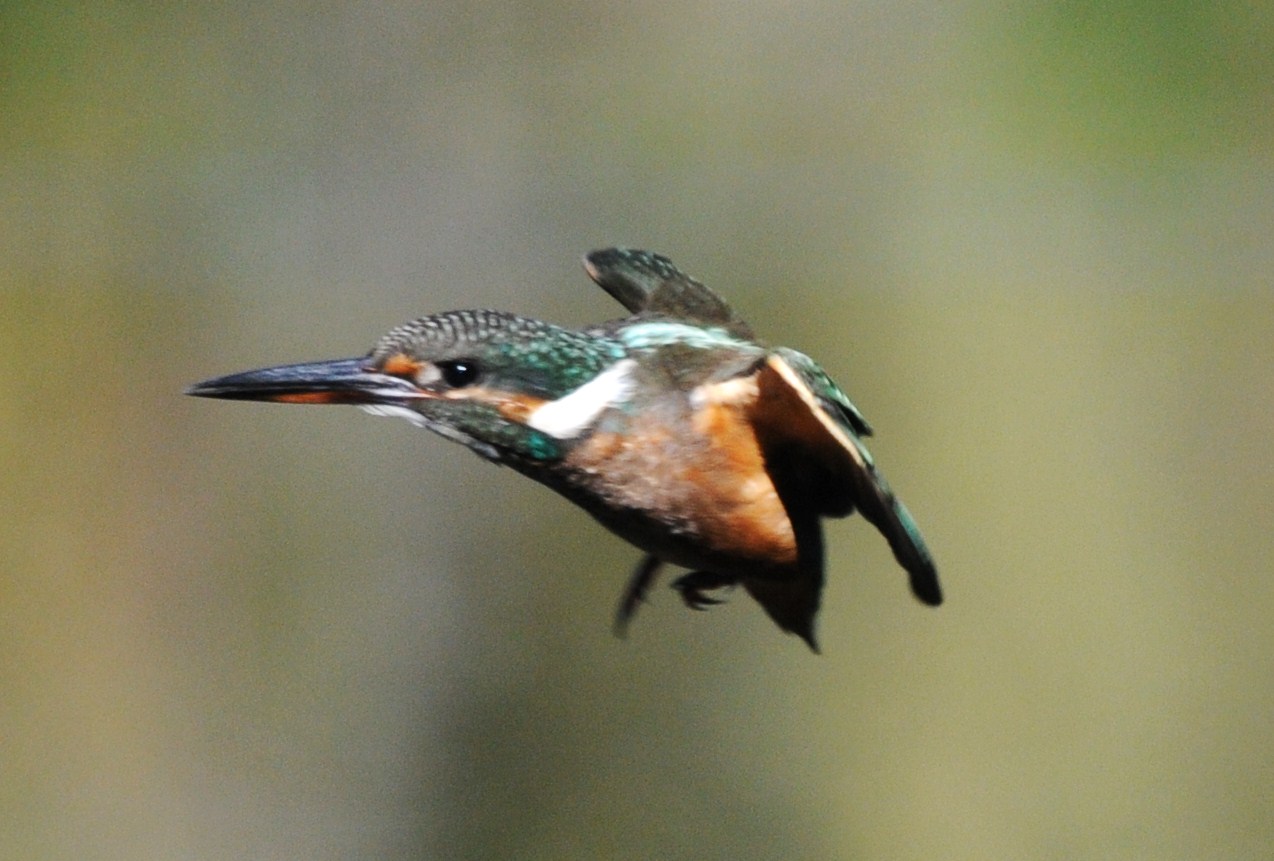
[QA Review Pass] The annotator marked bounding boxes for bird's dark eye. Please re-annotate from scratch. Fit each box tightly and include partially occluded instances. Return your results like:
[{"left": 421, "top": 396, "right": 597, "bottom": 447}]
[{"left": 437, "top": 360, "right": 481, "bottom": 388}]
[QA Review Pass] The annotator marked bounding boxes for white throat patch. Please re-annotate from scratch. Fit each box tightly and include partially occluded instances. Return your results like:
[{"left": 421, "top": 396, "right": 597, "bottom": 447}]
[
  {"left": 360, "top": 403, "right": 429, "bottom": 427},
  {"left": 526, "top": 359, "right": 637, "bottom": 439}
]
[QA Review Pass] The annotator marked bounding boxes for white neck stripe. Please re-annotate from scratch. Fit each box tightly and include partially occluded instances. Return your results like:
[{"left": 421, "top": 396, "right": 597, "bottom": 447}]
[{"left": 526, "top": 359, "right": 637, "bottom": 439}]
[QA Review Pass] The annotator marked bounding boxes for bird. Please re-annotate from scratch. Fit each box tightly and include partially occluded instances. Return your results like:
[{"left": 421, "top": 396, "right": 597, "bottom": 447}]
[{"left": 187, "top": 248, "right": 941, "bottom": 650}]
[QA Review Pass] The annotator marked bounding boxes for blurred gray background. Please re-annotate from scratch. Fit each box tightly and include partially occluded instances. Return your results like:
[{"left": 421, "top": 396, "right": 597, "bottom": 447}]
[{"left": 3, "top": 2, "right": 1272, "bottom": 859}]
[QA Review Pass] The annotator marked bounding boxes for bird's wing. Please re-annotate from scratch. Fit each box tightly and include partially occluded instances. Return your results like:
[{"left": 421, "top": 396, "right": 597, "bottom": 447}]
[
  {"left": 582, "top": 248, "right": 754, "bottom": 338},
  {"left": 749, "top": 348, "right": 942, "bottom": 606}
]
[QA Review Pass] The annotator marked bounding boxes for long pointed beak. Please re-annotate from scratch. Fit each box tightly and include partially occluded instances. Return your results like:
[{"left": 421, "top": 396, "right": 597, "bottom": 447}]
[{"left": 186, "top": 358, "right": 420, "bottom": 405}]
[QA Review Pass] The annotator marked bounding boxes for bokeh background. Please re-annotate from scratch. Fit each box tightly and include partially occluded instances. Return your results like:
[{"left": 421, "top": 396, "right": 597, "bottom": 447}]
[{"left": 3, "top": 2, "right": 1272, "bottom": 859}]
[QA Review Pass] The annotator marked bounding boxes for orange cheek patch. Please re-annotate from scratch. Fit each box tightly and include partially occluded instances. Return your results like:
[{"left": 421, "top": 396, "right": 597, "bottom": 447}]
[
  {"left": 487, "top": 390, "right": 546, "bottom": 422},
  {"left": 380, "top": 353, "right": 421, "bottom": 376},
  {"left": 435, "top": 386, "right": 547, "bottom": 423}
]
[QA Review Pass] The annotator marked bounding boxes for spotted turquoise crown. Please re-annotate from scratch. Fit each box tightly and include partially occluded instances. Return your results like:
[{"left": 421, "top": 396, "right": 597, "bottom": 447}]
[{"left": 188, "top": 248, "right": 941, "bottom": 651}]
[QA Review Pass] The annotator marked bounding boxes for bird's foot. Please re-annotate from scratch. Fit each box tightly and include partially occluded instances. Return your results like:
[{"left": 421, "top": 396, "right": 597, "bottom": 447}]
[
  {"left": 671, "top": 571, "right": 737, "bottom": 611},
  {"left": 614, "top": 555, "right": 663, "bottom": 637}
]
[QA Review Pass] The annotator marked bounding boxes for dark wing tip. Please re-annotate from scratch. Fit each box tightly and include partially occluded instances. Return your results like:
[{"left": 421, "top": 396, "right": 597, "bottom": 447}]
[
  {"left": 884, "top": 498, "right": 943, "bottom": 607},
  {"left": 582, "top": 248, "right": 667, "bottom": 314},
  {"left": 908, "top": 565, "right": 944, "bottom": 607}
]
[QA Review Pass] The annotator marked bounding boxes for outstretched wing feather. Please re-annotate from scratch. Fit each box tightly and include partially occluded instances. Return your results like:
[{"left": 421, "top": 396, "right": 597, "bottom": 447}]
[
  {"left": 583, "top": 248, "right": 754, "bottom": 338},
  {"left": 752, "top": 352, "right": 942, "bottom": 606}
]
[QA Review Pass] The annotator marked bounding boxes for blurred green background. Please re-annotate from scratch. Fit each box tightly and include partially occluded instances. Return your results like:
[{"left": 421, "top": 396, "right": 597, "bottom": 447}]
[{"left": 3, "top": 2, "right": 1272, "bottom": 859}]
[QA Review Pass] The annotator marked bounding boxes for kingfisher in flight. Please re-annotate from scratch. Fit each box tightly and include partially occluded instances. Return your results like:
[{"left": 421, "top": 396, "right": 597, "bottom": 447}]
[{"left": 188, "top": 249, "right": 941, "bottom": 650}]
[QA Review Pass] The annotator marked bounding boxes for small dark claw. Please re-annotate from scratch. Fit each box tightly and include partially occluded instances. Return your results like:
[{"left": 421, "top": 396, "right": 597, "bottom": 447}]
[
  {"left": 671, "top": 571, "right": 737, "bottom": 612},
  {"left": 683, "top": 590, "right": 724, "bottom": 611}
]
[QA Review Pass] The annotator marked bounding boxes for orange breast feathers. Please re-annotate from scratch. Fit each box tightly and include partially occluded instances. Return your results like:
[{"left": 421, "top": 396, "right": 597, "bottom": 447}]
[
  {"left": 682, "top": 378, "right": 798, "bottom": 569},
  {"left": 563, "top": 374, "right": 799, "bottom": 573}
]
